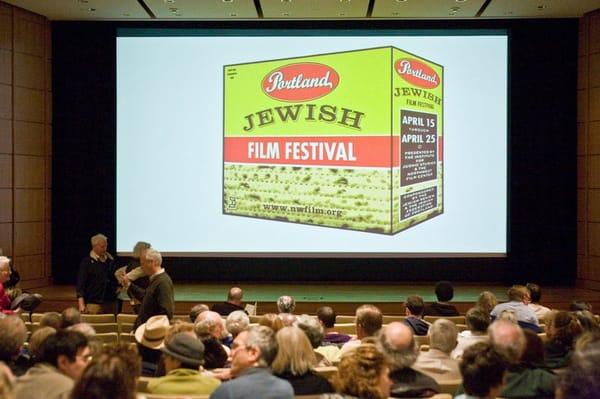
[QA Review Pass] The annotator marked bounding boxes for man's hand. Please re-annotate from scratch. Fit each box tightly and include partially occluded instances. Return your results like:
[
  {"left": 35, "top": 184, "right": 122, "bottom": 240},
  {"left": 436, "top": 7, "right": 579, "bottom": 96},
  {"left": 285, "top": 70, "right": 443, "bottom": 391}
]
[{"left": 78, "top": 297, "right": 86, "bottom": 313}]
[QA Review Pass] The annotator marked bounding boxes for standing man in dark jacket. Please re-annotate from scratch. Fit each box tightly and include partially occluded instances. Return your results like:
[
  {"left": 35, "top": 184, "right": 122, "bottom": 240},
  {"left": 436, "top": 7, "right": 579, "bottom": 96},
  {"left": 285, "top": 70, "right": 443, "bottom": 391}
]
[
  {"left": 76, "top": 233, "right": 117, "bottom": 314},
  {"left": 124, "top": 248, "right": 174, "bottom": 330}
]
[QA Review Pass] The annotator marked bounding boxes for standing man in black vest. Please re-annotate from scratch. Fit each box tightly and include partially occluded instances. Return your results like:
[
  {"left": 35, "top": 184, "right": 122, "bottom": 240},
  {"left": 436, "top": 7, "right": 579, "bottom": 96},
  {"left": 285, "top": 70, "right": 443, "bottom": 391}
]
[
  {"left": 123, "top": 248, "right": 174, "bottom": 329},
  {"left": 76, "top": 234, "right": 117, "bottom": 314}
]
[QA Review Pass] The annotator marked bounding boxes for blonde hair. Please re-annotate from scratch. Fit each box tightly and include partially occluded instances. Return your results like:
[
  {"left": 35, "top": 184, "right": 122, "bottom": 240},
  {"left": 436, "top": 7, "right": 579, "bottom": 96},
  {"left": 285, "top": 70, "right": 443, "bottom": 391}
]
[
  {"left": 271, "top": 326, "right": 316, "bottom": 375},
  {"left": 165, "top": 320, "right": 196, "bottom": 344},
  {"left": 258, "top": 313, "right": 283, "bottom": 333},
  {"left": 0, "top": 361, "right": 15, "bottom": 399},
  {"left": 333, "top": 343, "right": 389, "bottom": 399},
  {"left": 29, "top": 327, "right": 56, "bottom": 360},
  {"left": 90, "top": 234, "right": 107, "bottom": 247},
  {"left": 477, "top": 291, "right": 498, "bottom": 314}
]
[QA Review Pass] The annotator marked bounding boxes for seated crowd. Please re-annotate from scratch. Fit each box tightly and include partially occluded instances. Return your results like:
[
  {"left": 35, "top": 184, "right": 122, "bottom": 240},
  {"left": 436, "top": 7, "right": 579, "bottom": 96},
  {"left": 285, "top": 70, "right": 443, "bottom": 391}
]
[{"left": 0, "top": 280, "right": 599, "bottom": 399}]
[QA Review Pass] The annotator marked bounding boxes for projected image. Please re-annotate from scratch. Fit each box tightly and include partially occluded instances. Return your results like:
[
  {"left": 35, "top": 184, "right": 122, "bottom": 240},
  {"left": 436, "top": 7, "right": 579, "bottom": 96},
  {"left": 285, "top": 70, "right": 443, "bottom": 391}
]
[{"left": 223, "top": 47, "right": 443, "bottom": 235}]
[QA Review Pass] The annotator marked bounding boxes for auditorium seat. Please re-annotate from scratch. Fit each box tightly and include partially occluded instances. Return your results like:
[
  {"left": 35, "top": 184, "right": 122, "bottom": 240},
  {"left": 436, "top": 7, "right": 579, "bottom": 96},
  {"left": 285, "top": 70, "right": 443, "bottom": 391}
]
[
  {"left": 89, "top": 322, "right": 119, "bottom": 333},
  {"left": 455, "top": 323, "right": 469, "bottom": 332},
  {"left": 29, "top": 313, "right": 44, "bottom": 323},
  {"left": 430, "top": 395, "right": 453, "bottom": 399},
  {"left": 333, "top": 323, "right": 355, "bottom": 334},
  {"left": 119, "top": 332, "right": 136, "bottom": 344},
  {"left": 137, "top": 376, "right": 152, "bottom": 392},
  {"left": 82, "top": 313, "right": 116, "bottom": 323},
  {"left": 420, "top": 344, "right": 430, "bottom": 352},
  {"left": 414, "top": 334, "right": 429, "bottom": 347},
  {"left": 249, "top": 315, "right": 262, "bottom": 323},
  {"left": 437, "top": 378, "right": 462, "bottom": 395},
  {"left": 382, "top": 315, "right": 407, "bottom": 323},
  {"left": 335, "top": 315, "right": 356, "bottom": 323},
  {"left": 117, "top": 313, "right": 137, "bottom": 324},
  {"left": 119, "top": 322, "right": 134, "bottom": 334},
  {"left": 171, "top": 315, "right": 189, "bottom": 322},
  {"left": 140, "top": 394, "right": 209, "bottom": 399},
  {"left": 93, "top": 332, "right": 119, "bottom": 344},
  {"left": 424, "top": 315, "right": 466, "bottom": 325},
  {"left": 313, "top": 366, "right": 338, "bottom": 379}
]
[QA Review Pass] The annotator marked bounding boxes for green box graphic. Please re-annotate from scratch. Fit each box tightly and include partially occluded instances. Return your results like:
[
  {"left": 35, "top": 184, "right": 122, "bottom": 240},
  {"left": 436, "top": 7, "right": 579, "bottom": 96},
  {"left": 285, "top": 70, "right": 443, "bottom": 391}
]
[{"left": 223, "top": 47, "right": 443, "bottom": 234}]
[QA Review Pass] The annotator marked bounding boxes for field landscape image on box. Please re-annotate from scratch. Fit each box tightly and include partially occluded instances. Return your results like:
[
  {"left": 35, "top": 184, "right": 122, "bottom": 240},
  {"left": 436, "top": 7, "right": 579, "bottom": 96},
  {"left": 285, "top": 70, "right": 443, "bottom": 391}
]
[{"left": 223, "top": 47, "right": 443, "bottom": 235}]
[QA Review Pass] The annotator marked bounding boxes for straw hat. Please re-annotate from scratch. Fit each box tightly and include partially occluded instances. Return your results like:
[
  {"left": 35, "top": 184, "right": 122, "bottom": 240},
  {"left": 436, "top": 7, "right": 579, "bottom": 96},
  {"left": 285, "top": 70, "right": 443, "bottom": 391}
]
[{"left": 135, "top": 315, "right": 169, "bottom": 349}]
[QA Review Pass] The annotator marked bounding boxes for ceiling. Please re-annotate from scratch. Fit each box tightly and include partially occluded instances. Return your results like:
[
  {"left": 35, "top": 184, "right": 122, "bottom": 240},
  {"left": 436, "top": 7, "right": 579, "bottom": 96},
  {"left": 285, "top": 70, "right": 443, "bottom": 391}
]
[{"left": 3, "top": 0, "right": 600, "bottom": 20}]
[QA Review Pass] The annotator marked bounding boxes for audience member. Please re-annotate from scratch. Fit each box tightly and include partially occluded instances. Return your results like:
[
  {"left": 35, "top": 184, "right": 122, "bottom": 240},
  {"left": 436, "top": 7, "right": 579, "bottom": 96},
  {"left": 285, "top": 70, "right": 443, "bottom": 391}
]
[
  {"left": 341, "top": 304, "right": 383, "bottom": 354},
  {"left": 568, "top": 300, "right": 592, "bottom": 312},
  {"left": 575, "top": 330, "right": 600, "bottom": 352},
  {"left": 226, "top": 310, "right": 250, "bottom": 339},
  {"left": 258, "top": 313, "right": 284, "bottom": 333},
  {"left": 424, "top": 281, "right": 460, "bottom": 316},
  {"left": 126, "top": 248, "right": 175, "bottom": 330},
  {"left": 189, "top": 303, "right": 210, "bottom": 323},
  {"left": 277, "top": 295, "right": 296, "bottom": 314},
  {"left": 134, "top": 315, "right": 169, "bottom": 376},
  {"left": 212, "top": 287, "right": 247, "bottom": 316},
  {"left": 0, "top": 257, "right": 17, "bottom": 315},
  {"left": 556, "top": 342, "right": 600, "bottom": 399},
  {"left": 521, "top": 329, "right": 545, "bottom": 368},
  {"left": 15, "top": 331, "right": 91, "bottom": 399},
  {"left": 148, "top": 333, "right": 221, "bottom": 395},
  {"left": 28, "top": 327, "right": 57, "bottom": 364},
  {"left": 40, "top": 312, "right": 62, "bottom": 330},
  {"left": 452, "top": 307, "right": 490, "bottom": 360},
  {"left": 60, "top": 307, "right": 81, "bottom": 330},
  {"left": 272, "top": 326, "right": 333, "bottom": 395},
  {"left": 323, "top": 344, "right": 392, "bottom": 399},
  {"left": 317, "top": 306, "right": 352, "bottom": 346},
  {"left": 455, "top": 342, "right": 508, "bottom": 399},
  {"left": 115, "top": 241, "right": 151, "bottom": 314},
  {"left": 195, "top": 311, "right": 229, "bottom": 369},
  {"left": 0, "top": 361, "right": 15, "bottom": 399},
  {"left": 65, "top": 323, "right": 96, "bottom": 338},
  {"left": 487, "top": 320, "right": 554, "bottom": 398},
  {"left": 296, "top": 314, "right": 336, "bottom": 366},
  {"left": 210, "top": 326, "right": 294, "bottom": 399},
  {"left": 403, "top": 296, "right": 430, "bottom": 336},
  {"left": 573, "top": 310, "right": 599, "bottom": 333},
  {"left": 76, "top": 234, "right": 117, "bottom": 314},
  {"left": 477, "top": 291, "right": 498, "bottom": 315},
  {"left": 526, "top": 283, "right": 551, "bottom": 321},
  {"left": 0, "top": 316, "right": 28, "bottom": 376},
  {"left": 69, "top": 344, "right": 140, "bottom": 399},
  {"left": 491, "top": 285, "right": 539, "bottom": 325},
  {"left": 544, "top": 311, "right": 581, "bottom": 369},
  {"left": 413, "top": 319, "right": 461, "bottom": 382},
  {"left": 195, "top": 310, "right": 230, "bottom": 346},
  {"left": 377, "top": 322, "right": 440, "bottom": 398},
  {"left": 164, "top": 320, "right": 196, "bottom": 345},
  {"left": 279, "top": 313, "right": 297, "bottom": 327}
]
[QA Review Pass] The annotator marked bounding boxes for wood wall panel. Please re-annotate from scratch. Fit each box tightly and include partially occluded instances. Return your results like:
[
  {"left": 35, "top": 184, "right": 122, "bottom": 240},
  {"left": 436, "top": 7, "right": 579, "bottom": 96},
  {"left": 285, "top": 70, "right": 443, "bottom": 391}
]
[
  {"left": 0, "top": 49, "right": 10, "bottom": 85},
  {"left": 579, "top": 18, "right": 587, "bottom": 57},
  {"left": 0, "top": 222, "right": 12, "bottom": 256},
  {"left": 13, "top": 87, "right": 44, "bottom": 122},
  {"left": 0, "top": 84, "right": 11, "bottom": 119},
  {"left": 14, "top": 254, "right": 43, "bottom": 280},
  {"left": 590, "top": 222, "right": 600, "bottom": 257},
  {"left": 578, "top": 57, "right": 587, "bottom": 90},
  {"left": 0, "top": 189, "right": 11, "bottom": 222},
  {"left": 590, "top": 13, "right": 600, "bottom": 53},
  {"left": 0, "top": 154, "right": 11, "bottom": 187},
  {"left": 578, "top": 122, "right": 586, "bottom": 155},
  {"left": 13, "top": 16, "right": 43, "bottom": 57},
  {"left": 578, "top": 221, "right": 586, "bottom": 254},
  {"left": 14, "top": 121, "right": 44, "bottom": 155},
  {"left": 590, "top": 256, "right": 600, "bottom": 280},
  {"left": 0, "top": 118, "right": 10, "bottom": 153},
  {"left": 0, "top": 13, "right": 11, "bottom": 51},
  {"left": 591, "top": 88, "right": 600, "bottom": 121},
  {"left": 0, "top": 1, "right": 51, "bottom": 288},
  {"left": 578, "top": 188, "right": 586, "bottom": 221},
  {"left": 591, "top": 53, "right": 600, "bottom": 87},
  {"left": 14, "top": 53, "right": 44, "bottom": 89},
  {"left": 14, "top": 189, "right": 44, "bottom": 222},
  {"left": 589, "top": 155, "right": 600, "bottom": 188},
  {"left": 14, "top": 155, "right": 44, "bottom": 188},
  {"left": 590, "top": 121, "right": 600, "bottom": 154},
  {"left": 14, "top": 221, "right": 44, "bottom": 255},
  {"left": 578, "top": 89, "right": 587, "bottom": 122},
  {"left": 590, "top": 189, "right": 600, "bottom": 222},
  {"left": 577, "top": 155, "right": 586, "bottom": 188}
]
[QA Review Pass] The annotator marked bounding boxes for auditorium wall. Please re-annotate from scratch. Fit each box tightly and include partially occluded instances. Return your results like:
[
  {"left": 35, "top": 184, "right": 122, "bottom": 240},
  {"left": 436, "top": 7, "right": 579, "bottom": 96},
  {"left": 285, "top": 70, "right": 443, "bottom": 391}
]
[
  {"left": 0, "top": 1, "right": 52, "bottom": 289},
  {"left": 578, "top": 9, "right": 600, "bottom": 290}
]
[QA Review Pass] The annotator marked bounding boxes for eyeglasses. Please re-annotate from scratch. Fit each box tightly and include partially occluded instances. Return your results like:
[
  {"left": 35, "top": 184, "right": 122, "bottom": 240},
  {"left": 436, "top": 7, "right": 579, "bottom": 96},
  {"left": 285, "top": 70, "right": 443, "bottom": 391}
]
[{"left": 77, "top": 354, "right": 93, "bottom": 362}]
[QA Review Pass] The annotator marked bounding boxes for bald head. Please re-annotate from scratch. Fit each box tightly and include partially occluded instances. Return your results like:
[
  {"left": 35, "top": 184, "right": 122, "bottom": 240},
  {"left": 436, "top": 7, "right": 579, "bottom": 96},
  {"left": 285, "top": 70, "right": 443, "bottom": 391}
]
[
  {"left": 378, "top": 322, "right": 418, "bottom": 370},
  {"left": 488, "top": 320, "right": 525, "bottom": 364},
  {"left": 228, "top": 287, "right": 243, "bottom": 305}
]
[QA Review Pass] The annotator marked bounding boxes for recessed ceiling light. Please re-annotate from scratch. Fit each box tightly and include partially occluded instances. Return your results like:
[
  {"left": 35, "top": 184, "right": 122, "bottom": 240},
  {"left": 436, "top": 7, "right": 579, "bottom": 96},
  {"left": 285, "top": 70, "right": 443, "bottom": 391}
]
[
  {"left": 339, "top": 12, "right": 346, "bottom": 16},
  {"left": 164, "top": 0, "right": 175, "bottom": 3},
  {"left": 281, "top": 0, "right": 292, "bottom": 2},
  {"left": 230, "top": 12, "right": 237, "bottom": 16},
  {"left": 392, "top": 11, "right": 400, "bottom": 16},
  {"left": 223, "top": 0, "right": 234, "bottom": 2},
  {"left": 88, "top": 7, "right": 96, "bottom": 12},
  {"left": 395, "top": 0, "right": 407, "bottom": 2},
  {"left": 282, "top": 11, "right": 290, "bottom": 16},
  {"left": 537, "top": 4, "right": 547, "bottom": 10},
  {"left": 456, "top": 0, "right": 466, "bottom": 2}
]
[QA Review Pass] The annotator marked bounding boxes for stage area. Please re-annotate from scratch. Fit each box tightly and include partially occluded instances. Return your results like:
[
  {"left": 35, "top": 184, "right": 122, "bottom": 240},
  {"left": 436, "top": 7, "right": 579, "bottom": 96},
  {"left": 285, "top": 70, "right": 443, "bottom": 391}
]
[{"left": 33, "top": 282, "right": 599, "bottom": 315}]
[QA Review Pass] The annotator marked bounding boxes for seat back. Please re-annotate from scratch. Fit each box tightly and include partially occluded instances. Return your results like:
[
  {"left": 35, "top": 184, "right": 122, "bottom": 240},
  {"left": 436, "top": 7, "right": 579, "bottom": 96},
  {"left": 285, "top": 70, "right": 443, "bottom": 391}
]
[
  {"left": 424, "top": 315, "right": 465, "bottom": 325},
  {"left": 82, "top": 313, "right": 116, "bottom": 323}
]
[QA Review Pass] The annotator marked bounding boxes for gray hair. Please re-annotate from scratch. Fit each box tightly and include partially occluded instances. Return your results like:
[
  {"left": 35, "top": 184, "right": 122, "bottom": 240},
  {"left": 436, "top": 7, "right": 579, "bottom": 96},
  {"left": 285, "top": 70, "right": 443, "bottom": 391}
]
[
  {"left": 377, "top": 327, "right": 418, "bottom": 370},
  {"left": 90, "top": 234, "right": 107, "bottom": 247},
  {"left": 277, "top": 296, "right": 295, "bottom": 313},
  {"left": 0, "top": 316, "right": 27, "bottom": 360},
  {"left": 132, "top": 241, "right": 151, "bottom": 259},
  {"left": 295, "top": 314, "right": 324, "bottom": 349},
  {"left": 226, "top": 311, "right": 250, "bottom": 338},
  {"left": 144, "top": 248, "right": 162, "bottom": 266},
  {"left": 429, "top": 319, "right": 458, "bottom": 354},
  {"left": 0, "top": 257, "right": 10, "bottom": 271},
  {"left": 194, "top": 312, "right": 223, "bottom": 339},
  {"left": 246, "top": 325, "right": 278, "bottom": 367},
  {"left": 488, "top": 319, "right": 525, "bottom": 364},
  {"left": 66, "top": 322, "right": 97, "bottom": 337}
]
